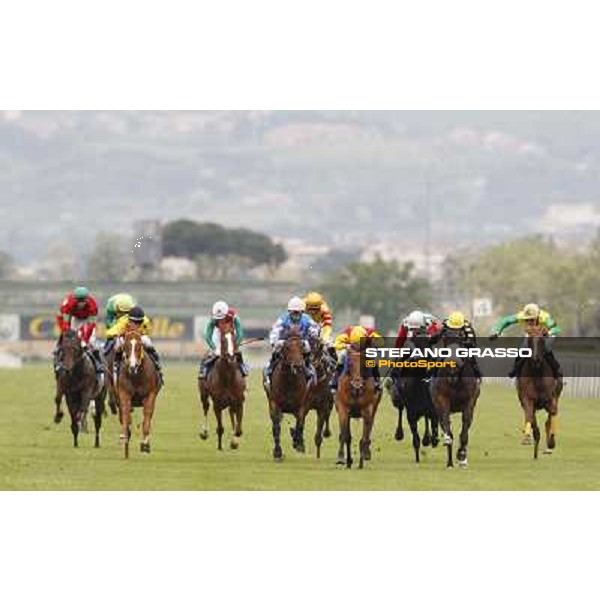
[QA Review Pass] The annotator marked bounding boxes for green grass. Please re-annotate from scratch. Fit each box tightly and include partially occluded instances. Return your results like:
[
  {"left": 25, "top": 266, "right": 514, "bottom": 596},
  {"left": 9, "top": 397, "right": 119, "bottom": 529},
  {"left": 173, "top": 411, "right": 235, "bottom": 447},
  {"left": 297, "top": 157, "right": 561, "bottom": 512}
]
[{"left": 1, "top": 365, "right": 599, "bottom": 490}]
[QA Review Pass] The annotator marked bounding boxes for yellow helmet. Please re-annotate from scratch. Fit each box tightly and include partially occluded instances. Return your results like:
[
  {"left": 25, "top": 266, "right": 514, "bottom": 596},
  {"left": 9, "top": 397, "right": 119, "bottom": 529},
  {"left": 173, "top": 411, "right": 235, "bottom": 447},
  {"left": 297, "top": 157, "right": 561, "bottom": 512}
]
[
  {"left": 522, "top": 303, "right": 540, "bottom": 320},
  {"left": 349, "top": 325, "right": 367, "bottom": 345},
  {"left": 116, "top": 294, "right": 135, "bottom": 314},
  {"left": 305, "top": 291, "right": 324, "bottom": 310},
  {"left": 447, "top": 311, "right": 466, "bottom": 329}
]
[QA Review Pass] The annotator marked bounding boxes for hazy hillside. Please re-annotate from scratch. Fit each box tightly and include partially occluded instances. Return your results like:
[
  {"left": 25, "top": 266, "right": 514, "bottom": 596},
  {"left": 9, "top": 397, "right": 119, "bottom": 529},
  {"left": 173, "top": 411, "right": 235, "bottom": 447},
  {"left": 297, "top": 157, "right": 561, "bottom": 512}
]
[{"left": 1, "top": 110, "right": 600, "bottom": 264}]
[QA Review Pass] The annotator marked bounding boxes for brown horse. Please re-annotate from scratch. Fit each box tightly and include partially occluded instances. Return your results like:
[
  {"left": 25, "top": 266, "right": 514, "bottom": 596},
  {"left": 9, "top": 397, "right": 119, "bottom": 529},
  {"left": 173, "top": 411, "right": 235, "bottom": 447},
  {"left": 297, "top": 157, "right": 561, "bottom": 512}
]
[
  {"left": 517, "top": 326, "right": 563, "bottom": 458},
  {"left": 431, "top": 337, "right": 480, "bottom": 469},
  {"left": 302, "top": 339, "right": 335, "bottom": 459},
  {"left": 116, "top": 329, "right": 161, "bottom": 459},
  {"left": 58, "top": 330, "right": 107, "bottom": 448},
  {"left": 335, "top": 346, "right": 381, "bottom": 469},
  {"left": 198, "top": 323, "right": 246, "bottom": 450},
  {"left": 265, "top": 325, "right": 312, "bottom": 461}
]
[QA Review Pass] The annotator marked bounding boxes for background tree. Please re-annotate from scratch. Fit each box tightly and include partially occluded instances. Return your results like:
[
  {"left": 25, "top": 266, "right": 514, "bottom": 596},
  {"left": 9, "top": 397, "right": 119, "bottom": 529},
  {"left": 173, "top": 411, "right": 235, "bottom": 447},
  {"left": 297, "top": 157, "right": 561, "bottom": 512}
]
[
  {"left": 87, "top": 232, "right": 128, "bottom": 282},
  {"left": 321, "top": 256, "right": 432, "bottom": 334},
  {"left": 162, "top": 220, "right": 287, "bottom": 274}
]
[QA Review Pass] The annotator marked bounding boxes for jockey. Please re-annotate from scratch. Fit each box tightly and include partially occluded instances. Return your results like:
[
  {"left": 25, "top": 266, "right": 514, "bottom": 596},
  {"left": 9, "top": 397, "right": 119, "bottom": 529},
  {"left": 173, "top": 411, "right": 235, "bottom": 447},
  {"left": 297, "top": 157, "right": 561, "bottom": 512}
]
[
  {"left": 330, "top": 325, "right": 383, "bottom": 393},
  {"left": 54, "top": 286, "right": 103, "bottom": 383},
  {"left": 303, "top": 291, "right": 334, "bottom": 343},
  {"left": 490, "top": 303, "right": 562, "bottom": 379},
  {"left": 264, "top": 296, "right": 319, "bottom": 389},
  {"left": 105, "top": 293, "right": 136, "bottom": 329},
  {"left": 394, "top": 310, "right": 442, "bottom": 348},
  {"left": 431, "top": 311, "right": 482, "bottom": 380},
  {"left": 199, "top": 300, "right": 249, "bottom": 380},
  {"left": 107, "top": 306, "right": 164, "bottom": 385},
  {"left": 103, "top": 293, "right": 136, "bottom": 356}
]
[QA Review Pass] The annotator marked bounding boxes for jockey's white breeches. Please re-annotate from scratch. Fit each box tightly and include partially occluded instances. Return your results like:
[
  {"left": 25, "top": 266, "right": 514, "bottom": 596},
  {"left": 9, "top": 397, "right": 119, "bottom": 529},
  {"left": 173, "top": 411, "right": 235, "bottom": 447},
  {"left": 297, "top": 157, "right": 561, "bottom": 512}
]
[{"left": 70, "top": 318, "right": 97, "bottom": 349}]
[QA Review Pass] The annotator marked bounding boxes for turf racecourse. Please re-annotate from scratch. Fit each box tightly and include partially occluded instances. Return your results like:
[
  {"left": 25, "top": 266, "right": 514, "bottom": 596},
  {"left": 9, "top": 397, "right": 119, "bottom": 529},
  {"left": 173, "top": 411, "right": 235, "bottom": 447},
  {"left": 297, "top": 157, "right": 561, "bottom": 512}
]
[{"left": 1, "top": 364, "right": 599, "bottom": 490}]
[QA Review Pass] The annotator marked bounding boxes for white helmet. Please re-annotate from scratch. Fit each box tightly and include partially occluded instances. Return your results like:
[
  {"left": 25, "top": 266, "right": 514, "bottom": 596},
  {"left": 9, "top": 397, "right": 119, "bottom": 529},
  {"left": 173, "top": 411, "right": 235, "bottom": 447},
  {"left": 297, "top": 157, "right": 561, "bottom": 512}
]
[
  {"left": 212, "top": 300, "right": 229, "bottom": 320},
  {"left": 287, "top": 296, "right": 305, "bottom": 312},
  {"left": 406, "top": 310, "right": 425, "bottom": 329}
]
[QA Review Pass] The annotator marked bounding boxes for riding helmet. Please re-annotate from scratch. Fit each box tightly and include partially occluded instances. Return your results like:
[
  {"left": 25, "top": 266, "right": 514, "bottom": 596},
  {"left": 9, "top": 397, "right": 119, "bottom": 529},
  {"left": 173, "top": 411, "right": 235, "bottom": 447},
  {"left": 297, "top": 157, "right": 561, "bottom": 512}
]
[{"left": 129, "top": 306, "right": 145, "bottom": 323}]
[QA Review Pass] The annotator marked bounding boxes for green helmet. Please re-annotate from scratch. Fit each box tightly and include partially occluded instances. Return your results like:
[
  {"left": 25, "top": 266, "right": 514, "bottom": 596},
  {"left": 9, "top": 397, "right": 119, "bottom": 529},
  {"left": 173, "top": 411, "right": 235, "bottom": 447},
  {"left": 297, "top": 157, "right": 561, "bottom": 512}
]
[{"left": 74, "top": 286, "right": 89, "bottom": 300}]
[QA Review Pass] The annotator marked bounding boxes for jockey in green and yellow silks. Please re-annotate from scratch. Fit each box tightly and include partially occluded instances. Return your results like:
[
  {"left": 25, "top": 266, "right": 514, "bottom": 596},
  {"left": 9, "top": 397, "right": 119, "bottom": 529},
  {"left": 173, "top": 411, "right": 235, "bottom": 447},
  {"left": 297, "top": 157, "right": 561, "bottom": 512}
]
[{"left": 490, "top": 303, "right": 562, "bottom": 379}]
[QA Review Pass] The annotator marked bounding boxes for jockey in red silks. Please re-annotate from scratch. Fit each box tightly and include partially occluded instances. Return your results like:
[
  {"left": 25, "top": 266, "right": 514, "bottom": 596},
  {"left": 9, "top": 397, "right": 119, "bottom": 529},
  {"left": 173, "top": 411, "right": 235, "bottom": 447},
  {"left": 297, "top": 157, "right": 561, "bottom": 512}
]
[{"left": 54, "top": 286, "right": 104, "bottom": 383}]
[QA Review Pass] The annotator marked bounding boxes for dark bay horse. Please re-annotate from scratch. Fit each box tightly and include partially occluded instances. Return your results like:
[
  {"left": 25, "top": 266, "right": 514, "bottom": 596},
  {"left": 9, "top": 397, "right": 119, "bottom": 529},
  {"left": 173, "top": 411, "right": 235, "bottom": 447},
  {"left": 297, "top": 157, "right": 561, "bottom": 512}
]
[
  {"left": 265, "top": 325, "right": 312, "bottom": 461},
  {"left": 198, "top": 323, "right": 246, "bottom": 451},
  {"left": 58, "top": 330, "right": 107, "bottom": 448},
  {"left": 431, "top": 337, "right": 480, "bottom": 469},
  {"left": 335, "top": 346, "right": 381, "bottom": 469},
  {"left": 116, "top": 329, "right": 161, "bottom": 459},
  {"left": 302, "top": 339, "right": 335, "bottom": 459},
  {"left": 517, "top": 326, "right": 563, "bottom": 459}
]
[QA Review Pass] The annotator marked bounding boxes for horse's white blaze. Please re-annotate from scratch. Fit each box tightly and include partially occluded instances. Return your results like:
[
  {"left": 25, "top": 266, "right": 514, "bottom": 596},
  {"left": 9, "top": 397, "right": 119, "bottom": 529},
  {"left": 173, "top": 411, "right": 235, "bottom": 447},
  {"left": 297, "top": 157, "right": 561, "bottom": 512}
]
[
  {"left": 225, "top": 332, "right": 234, "bottom": 356},
  {"left": 129, "top": 339, "right": 137, "bottom": 369}
]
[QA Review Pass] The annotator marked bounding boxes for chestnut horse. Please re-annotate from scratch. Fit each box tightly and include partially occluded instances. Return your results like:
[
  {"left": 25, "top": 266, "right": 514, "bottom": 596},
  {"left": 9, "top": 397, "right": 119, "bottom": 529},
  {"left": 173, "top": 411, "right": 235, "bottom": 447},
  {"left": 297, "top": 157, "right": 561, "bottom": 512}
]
[
  {"left": 335, "top": 346, "right": 381, "bottom": 469},
  {"left": 265, "top": 325, "right": 312, "bottom": 461},
  {"left": 116, "top": 329, "right": 161, "bottom": 459},
  {"left": 517, "top": 326, "right": 563, "bottom": 459},
  {"left": 430, "top": 336, "right": 480, "bottom": 469},
  {"left": 57, "top": 330, "right": 107, "bottom": 448},
  {"left": 198, "top": 323, "right": 246, "bottom": 450}
]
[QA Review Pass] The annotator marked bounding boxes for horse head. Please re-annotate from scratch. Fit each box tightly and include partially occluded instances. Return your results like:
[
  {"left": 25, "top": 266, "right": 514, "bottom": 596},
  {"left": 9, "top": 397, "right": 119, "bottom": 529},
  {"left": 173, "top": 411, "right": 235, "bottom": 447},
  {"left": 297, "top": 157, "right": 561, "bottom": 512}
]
[
  {"left": 61, "top": 329, "right": 84, "bottom": 373},
  {"left": 526, "top": 325, "right": 549, "bottom": 368},
  {"left": 217, "top": 321, "right": 237, "bottom": 364},
  {"left": 441, "top": 337, "right": 465, "bottom": 386},
  {"left": 122, "top": 330, "right": 145, "bottom": 375},
  {"left": 282, "top": 325, "right": 305, "bottom": 372}
]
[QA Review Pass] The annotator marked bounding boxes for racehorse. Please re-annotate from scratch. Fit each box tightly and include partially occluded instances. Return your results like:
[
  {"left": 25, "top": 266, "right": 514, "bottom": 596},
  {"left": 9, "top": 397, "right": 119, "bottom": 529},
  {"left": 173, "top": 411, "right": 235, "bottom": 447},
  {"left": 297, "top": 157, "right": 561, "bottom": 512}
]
[
  {"left": 430, "top": 335, "right": 480, "bottom": 469},
  {"left": 198, "top": 322, "right": 246, "bottom": 450},
  {"left": 516, "top": 325, "right": 563, "bottom": 459},
  {"left": 53, "top": 368, "right": 67, "bottom": 424},
  {"left": 116, "top": 328, "right": 161, "bottom": 459},
  {"left": 102, "top": 342, "right": 120, "bottom": 416},
  {"left": 302, "top": 338, "right": 335, "bottom": 459},
  {"left": 388, "top": 335, "right": 439, "bottom": 454},
  {"left": 265, "top": 324, "right": 312, "bottom": 461},
  {"left": 335, "top": 346, "right": 382, "bottom": 469},
  {"left": 58, "top": 330, "right": 107, "bottom": 448}
]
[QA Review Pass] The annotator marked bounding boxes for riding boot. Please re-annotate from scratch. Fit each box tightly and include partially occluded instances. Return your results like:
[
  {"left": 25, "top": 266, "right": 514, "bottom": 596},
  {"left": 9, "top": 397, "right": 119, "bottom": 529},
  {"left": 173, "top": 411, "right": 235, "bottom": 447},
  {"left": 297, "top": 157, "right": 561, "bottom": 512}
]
[
  {"left": 329, "top": 363, "right": 343, "bottom": 392},
  {"left": 263, "top": 352, "right": 279, "bottom": 391},
  {"left": 508, "top": 357, "right": 526, "bottom": 378},
  {"left": 545, "top": 351, "right": 563, "bottom": 379},
  {"left": 147, "top": 347, "right": 164, "bottom": 386},
  {"left": 236, "top": 351, "right": 250, "bottom": 377},
  {"left": 92, "top": 348, "right": 105, "bottom": 387},
  {"left": 304, "top": 354, "right": 316, "bottom": 385}
]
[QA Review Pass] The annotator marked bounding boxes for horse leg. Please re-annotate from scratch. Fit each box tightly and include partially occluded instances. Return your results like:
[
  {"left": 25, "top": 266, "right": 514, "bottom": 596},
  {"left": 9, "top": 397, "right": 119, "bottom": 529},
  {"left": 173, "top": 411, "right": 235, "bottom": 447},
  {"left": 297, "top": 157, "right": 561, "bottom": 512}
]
[
  {"left": 438, "top": 404, "right": 453, "bottom": 469},
  {"left": 342, "top": 413, "right": 353, "bottom": 469},
  {"left": 269, "top": 401, "right": 283, "bottom": 461},
  {"left": 422, "top": 416, "right": 432, "bottom": 447},
  {"left": 545, "top": 403, "right": 558, "bottom": 453},
  {"left": 214, "top": 405, "right": 225, "bottom": 451},
  {"left": 408, "top": 412, "right": 421, "bottom": 464},
  {"left": 229, "top": 405, "right": 242, "bottom": 450},
  {"left": 53, "top": 377, "right": 64, "bottom": 424},
  {"left": 532, "top": 412, "right": 541, "bottom": 460},
  {"left": 198, "top": 382, "right": 210, "bottom": 440},
  {"left": 457, "top": 409, "right": 473, "bottom": 468},
  {"left": 522, "top": 398, "right": 535, "bottom": 446},
  {"left": 335, "top": 404, "right": 348, "bottom": 465},
  {"left": 395, "top": 403, "right": 405, "bottom": 441},
  {"left": 66, "top": 397, "right": 79, "bottom": 448},
  {"left": 93, "top": 395, "right": 102, "bottom": 448},
  {"left": 119, "top": 392, "right": 132, "bottom": 459},
  {"left": 323, "top": 393, "right": 333, "bottom": 438},
  {"left": 314, "top": 409, "right": 325, "bottom": 460},
  {"left": 359, "top": 407, "right": 375, "bottom": 469},
  {"left": 140, "top": 393, "right": 156, "bottom": 454},
  {"left": 294, "top": 407, "right": 306, "bottom": 454}
]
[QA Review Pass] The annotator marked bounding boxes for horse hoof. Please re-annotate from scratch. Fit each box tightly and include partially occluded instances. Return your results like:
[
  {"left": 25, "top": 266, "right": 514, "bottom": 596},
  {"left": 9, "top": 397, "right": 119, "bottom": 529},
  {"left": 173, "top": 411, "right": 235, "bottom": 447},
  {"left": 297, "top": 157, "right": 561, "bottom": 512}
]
[
  {"left": 364, "top": 448, "right": 372, "bottom": 461},
  {"left": 109, "top": 403, "right": 118, "bottom": 415},
  {"left": 395, "top": 429, "right": 404, "bottom": 442},
  {"left": 422, "top": 435, "right": 431, "bottom": 447},
  {"left": 230, "top": 441, "right": 239, "bottom": 450},
  {"left": 199, "top": 431, "right": 208, "bottom": 441},
  {"left": 548, "top": 436, "right": 556, "bottom": 450},
  {"left": 543, "top": 448, "right": 553, "bottom": 455},
  {"left": 323, "top": 428, "right": 331, "bottom": 439},
  {"left": 458, "top": 459, "right": 468, "bottom": 468},
  {"left": 295, "top": 444, "right": 305, "bottom": 454},
  {"left": 273, "top": 448, "right": 283, "bottom": 461},
  {"left": 336, "top": 457, "right": 345, "bottom": 466},
  {"left": 432, "top": 437, "right": 439, "bottom": 448},
  {"left": 140, "top": 442, "right": 151, "bottom": 454},
  {"left": 54, "top": 412, "right": 64, "bottom": 424},
  {"left": 521, "top": 435, "right": 533, "bottom": 446}
]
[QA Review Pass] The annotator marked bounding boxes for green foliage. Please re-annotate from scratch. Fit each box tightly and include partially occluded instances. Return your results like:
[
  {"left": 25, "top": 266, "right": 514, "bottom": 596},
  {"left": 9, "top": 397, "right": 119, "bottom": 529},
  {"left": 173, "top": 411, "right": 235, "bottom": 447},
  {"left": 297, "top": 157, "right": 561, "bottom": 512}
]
[
  {"left": 162, "top": 220, "right": 287, "bottom": 271},
  {"left": 447, "top": 235, "right": 600, "bottom": 335},
  {"left": 321, "top": 256, "right": 432, "bottom": 334}
]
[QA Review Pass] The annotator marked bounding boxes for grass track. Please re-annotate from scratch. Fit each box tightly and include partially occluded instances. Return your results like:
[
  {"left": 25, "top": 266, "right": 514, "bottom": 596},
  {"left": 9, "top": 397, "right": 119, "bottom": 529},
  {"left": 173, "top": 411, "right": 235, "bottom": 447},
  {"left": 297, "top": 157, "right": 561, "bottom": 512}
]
[{"left": 1, "top": 365, "right": 599, "bottom": 490}]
